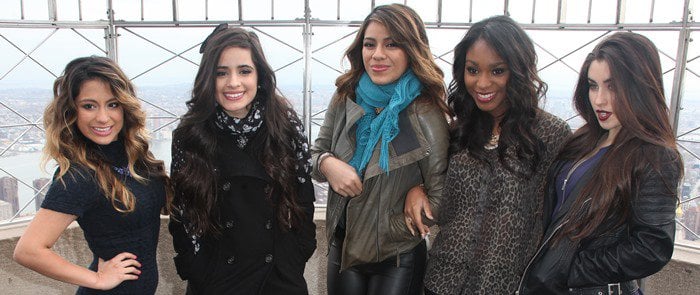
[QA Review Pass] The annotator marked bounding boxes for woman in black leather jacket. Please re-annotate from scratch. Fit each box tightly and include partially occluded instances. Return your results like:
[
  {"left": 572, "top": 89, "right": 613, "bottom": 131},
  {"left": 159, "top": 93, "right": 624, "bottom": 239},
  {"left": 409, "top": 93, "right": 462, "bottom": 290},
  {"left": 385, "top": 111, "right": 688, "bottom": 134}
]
[{"left": 516, "top": 32, "right": 683, "bottom": 295}]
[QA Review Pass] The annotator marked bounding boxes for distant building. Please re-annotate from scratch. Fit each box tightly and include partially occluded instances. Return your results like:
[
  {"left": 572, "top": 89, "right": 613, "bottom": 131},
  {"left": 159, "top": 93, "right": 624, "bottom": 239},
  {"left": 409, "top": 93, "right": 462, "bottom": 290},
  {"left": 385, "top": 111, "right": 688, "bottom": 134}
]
[
  {"left": 0, "top": 199, "right": 12, "bottom": 221},
  {"left": 0, "top": 176, "right": 18, "bottom": 214},
  {"left": 33, "top": 178, "right": 50, "bottom": 211}
]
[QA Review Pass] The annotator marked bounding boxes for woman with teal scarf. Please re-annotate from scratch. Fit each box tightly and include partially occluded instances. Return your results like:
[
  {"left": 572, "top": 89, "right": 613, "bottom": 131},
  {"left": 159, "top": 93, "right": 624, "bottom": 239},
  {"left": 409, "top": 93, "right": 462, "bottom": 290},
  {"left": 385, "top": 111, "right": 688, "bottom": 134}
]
[{"left": 310, "top": 4, "right": 451, "bottom": 295}]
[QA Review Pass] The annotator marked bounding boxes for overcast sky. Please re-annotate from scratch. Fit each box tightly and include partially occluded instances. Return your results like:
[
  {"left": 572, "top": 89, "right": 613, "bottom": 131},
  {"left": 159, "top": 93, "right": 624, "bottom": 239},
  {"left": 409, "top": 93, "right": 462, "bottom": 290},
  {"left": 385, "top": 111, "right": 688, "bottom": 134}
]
[{"left": 0, "top": 0, "right": 694, "bottom": 90}]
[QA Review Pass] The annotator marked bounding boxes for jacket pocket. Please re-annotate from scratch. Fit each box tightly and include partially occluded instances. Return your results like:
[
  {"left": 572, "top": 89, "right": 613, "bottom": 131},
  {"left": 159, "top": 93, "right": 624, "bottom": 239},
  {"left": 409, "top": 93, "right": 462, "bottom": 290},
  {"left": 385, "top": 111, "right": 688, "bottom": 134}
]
[{"left": 386, "top": 209, "right": 415, "bottom": 243}]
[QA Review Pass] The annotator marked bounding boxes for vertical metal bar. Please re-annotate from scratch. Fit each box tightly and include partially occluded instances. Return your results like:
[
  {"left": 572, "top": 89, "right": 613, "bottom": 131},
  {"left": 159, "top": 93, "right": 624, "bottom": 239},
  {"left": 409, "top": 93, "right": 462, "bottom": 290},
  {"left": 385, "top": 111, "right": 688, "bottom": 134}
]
[
  {"left": 106, "top": 0, "right": 118, "bottom": 62},
  {"left": 271, "top": 0, "right": 275, "bottom": 20},
  {"left": 556, "top": 0, "right": 562, "bottom": 24},
  {"left": 205, "top": 0, "right": 209, "bottom": 20},
  {"left": 504, "top": 0, "right": 509, "bottom": 15},
  {"left": 437, "top": 0, "right": 443, "bottom": 25},
  {"left": 20, "top": 0, "right": 25, "bottom": 20},
  {"left": 469, "top": 0, "right": 473, "bottom": 23},
  {"left": 669, "top": 0, "right": 691, "bottom": 134},
  {"left": 371, "top": 0, "right": 375, "bottom": 10},
  {"left": 141, "top": 0, "right": 145, "bottom": 21},
  {"left": 615, "top": 0, "right": 624, "bottom": 24},
  {"left": 560, "top": 0, "right": 567, "bottom": 23},
  {"left": 238, "top": 0, "right": 243, "bottom": 21},
  {"left": 587, "top": 0, "right": 593, "bottom": 23},
  {"left": 531, "top": 0, "right": 536, "bottom": 23},
  {"left": 172, "top": 0, "right": 179, "bottom": 22},
  {"left": 48, "top": 0, "right": 57, "bottom": 21},
  {"left": 649, "top": 0, "right": 655, "bottom": 23},
  {"left": 337, "top": 0, "right": 340, "bottom": 20},
  {"left": 302, "top": 0, "right": 312, "bottom": 139},
  {"left": 78, "top": 0, "right": 83, "bottom": 21}
]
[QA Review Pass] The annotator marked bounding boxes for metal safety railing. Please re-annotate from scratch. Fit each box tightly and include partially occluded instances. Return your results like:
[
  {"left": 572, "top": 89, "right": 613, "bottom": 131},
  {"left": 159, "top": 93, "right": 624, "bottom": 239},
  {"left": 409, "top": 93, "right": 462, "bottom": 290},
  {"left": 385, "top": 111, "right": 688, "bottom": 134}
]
[{"left": 1, "top": 0, "right": 699, "bottom": 248}]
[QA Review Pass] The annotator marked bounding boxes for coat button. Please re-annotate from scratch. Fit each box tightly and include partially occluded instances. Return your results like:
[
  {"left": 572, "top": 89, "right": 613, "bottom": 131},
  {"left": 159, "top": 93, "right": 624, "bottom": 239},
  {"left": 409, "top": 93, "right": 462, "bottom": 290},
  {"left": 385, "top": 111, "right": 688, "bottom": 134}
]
[
  {"left": 265, "top": 254, "right": 273, "bottom": 263},
  {"left": 225, "top": 221, "right": 234, "bottom": 228},
  {"left": 264, "top": 185, "right": 272, "bottom": 195},
  {"left": 226, "top": 256, "right": 235, "bottom": 264},
  {"left": 222, "top": 181, "right": 231, "bottom": 191},
  {"left": 265, "top": 220, "right": 272, "bottom": 230}
]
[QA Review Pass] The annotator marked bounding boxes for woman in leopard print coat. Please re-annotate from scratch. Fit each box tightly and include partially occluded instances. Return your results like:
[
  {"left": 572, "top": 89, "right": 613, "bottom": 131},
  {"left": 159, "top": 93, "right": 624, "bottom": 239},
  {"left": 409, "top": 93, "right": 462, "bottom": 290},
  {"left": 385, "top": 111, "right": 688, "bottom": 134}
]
[{"left": 405, "top": 16, "right": 571, "bottom": 294}]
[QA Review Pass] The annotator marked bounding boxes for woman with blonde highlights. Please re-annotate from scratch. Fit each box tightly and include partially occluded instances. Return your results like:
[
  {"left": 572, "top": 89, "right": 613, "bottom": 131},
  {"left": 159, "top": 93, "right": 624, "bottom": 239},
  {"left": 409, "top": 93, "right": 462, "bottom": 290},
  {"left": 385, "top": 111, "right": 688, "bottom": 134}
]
[
  {"left": 311, "top": 4, "right": 450, "bottom": 294},
  {"left": 14, "top": 56, "right": 171, "bottom": 294}
]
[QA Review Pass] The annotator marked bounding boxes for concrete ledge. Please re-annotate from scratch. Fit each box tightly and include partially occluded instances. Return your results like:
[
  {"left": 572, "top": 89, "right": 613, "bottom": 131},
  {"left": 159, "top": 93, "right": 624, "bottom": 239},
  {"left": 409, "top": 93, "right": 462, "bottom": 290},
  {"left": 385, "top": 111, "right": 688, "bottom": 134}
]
[
  {"left": 0, "top": 216, "right": 697, "bottom": 294},
  {"left": 0, "top": 217, "right": 329, "bottom": 294}
]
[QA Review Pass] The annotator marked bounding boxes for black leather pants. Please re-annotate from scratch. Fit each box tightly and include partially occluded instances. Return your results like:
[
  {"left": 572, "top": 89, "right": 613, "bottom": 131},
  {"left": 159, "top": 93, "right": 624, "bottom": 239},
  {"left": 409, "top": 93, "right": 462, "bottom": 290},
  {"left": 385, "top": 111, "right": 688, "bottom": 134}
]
[{"left": 327, "top": 233, "right": 427, "bottom": 295}]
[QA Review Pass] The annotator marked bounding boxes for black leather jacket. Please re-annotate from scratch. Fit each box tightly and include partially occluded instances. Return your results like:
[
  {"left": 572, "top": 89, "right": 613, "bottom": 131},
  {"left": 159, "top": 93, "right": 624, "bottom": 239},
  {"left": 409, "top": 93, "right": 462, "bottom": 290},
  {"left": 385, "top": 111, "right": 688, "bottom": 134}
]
[{"left": 516, "top": 146, "right": 681, "bottom": 295}]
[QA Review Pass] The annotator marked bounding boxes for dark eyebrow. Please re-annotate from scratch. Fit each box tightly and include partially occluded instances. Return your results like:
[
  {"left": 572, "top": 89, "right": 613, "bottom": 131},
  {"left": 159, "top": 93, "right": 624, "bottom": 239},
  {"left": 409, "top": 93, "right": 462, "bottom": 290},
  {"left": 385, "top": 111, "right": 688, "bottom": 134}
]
[
  {"left": 76, "top": 97, "right": 117, "bottom": 103},
  {"left": 217, "top": 64, "right": 254, "bottom": 70},
  {"left": 363, "top": 36, "right": 394, "bottom": 42},
  {"left": 587, "top": 78, "right": 613, "bottom": 83},
  {"left": 465, "top": 60, "right": 507, "bottom": 68},
  {"left": 76, "top": 97, "right": 96, "bottom": 103}
]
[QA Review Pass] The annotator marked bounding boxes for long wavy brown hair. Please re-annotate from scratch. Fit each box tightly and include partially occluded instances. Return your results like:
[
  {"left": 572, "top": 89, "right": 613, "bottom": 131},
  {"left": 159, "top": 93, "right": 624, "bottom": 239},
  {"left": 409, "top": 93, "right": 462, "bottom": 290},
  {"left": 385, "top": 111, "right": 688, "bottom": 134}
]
[
  {"left": 42, "top": 56, "right": 172, "bottom": 213},
  {"left": 334, "top": 3, "right": 450, "bottom": 115},
  {"left": 172, "top": 27, "right": 307, "bottom": 236},
  {"left": 555, "top": 32, "right": 682, "bottom": 242}
]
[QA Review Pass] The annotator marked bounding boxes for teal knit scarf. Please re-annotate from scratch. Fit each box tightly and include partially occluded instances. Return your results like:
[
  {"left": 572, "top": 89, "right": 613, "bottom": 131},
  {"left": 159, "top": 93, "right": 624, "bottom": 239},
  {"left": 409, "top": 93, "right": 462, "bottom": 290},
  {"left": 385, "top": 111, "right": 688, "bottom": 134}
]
[{"left": 349, "top": 69, "right": 422, "bottom": 175}]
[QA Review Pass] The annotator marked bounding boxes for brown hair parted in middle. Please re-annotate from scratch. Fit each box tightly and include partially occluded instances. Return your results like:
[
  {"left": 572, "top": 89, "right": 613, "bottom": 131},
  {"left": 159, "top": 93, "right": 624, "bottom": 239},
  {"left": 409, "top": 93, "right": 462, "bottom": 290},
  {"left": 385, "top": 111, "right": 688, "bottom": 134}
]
[{"left": 334, "top": 3, "right": 450, "bottom": 116}]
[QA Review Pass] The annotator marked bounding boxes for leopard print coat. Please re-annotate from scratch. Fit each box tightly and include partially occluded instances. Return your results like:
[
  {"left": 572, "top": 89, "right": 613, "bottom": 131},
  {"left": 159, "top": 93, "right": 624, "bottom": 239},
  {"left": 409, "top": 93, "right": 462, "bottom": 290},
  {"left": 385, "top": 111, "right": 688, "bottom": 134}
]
[{"left": 424, "top": 111, "right": 571, "bottom": 295}]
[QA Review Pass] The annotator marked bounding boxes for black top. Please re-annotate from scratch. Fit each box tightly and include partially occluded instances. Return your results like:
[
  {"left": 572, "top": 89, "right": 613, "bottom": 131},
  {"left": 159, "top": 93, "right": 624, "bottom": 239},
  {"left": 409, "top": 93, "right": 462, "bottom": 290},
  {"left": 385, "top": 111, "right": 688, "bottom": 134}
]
[
  {"left": 41, "top": 140, "right": 166, "bottom": 295},
  {"left": 169, "top": 125, "right": 316, "bottom": 295}
]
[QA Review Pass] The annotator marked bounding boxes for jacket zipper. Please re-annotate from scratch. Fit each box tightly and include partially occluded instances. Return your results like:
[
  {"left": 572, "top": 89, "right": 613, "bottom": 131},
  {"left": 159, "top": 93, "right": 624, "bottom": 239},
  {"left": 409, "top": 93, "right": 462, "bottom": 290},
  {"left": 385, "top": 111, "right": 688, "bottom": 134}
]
[
  {"left": 516, "top": 198, "right": 590, "bottom": 294},
  {"left": 561, "top": 157, "right": 587, "bottom": 197},
  {"left": 515, "top": 220, "right": 568, "bottom": 295}
]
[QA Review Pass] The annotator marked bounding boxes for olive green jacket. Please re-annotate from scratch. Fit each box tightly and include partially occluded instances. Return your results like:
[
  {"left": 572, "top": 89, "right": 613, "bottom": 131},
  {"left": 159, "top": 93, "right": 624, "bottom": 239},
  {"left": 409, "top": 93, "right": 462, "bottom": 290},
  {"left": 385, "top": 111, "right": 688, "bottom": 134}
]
[{"left": 311, "top": 94, "right": 449, "bottom": 270}]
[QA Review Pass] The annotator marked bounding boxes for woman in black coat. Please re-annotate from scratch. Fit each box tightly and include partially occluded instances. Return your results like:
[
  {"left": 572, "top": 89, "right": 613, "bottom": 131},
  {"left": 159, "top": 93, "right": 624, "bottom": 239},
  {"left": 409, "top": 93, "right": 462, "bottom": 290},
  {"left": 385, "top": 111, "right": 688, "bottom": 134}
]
[
  {"left": 169, "top": 25, "right": 316, "bottom": 295},
  {"left": 516, "top": 32, "right": 682, "bottom": 295}
]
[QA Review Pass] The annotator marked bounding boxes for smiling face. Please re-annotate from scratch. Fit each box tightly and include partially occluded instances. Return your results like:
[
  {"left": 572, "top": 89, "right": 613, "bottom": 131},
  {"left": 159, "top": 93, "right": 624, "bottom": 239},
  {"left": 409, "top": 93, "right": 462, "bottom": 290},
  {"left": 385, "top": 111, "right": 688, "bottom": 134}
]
[
  {"left": 587, "top": 59, "right": 622, "bottom": 141},
  {"left": 215, "top": 46, "right": 258, "bottom": 119},
  {"left": 75, "top": 79, "right": 124, "bottom": 145},
  {"left": 464, "top": 38, "right": 510, "bottom": 120},
  {"left": 361, "top": 21, "right": 409, "bottom": 85}
]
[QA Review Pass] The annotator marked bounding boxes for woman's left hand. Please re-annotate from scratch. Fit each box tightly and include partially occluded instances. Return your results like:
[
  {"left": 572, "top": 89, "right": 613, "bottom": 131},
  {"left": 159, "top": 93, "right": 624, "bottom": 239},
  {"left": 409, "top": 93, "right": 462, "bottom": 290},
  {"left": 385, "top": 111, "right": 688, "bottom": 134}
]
[{"left": 404, "top": 185, "right": 432, "bottom": 237}]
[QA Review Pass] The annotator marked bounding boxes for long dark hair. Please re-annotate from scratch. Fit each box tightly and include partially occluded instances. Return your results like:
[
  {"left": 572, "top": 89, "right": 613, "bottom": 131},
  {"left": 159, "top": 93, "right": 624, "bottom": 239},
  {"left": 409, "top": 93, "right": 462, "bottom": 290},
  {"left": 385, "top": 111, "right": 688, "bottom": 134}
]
[
  {"left": 43, "top": 56, "right": 172, "bottom": 213},
  {"left": 172, "top": 27, "right": 306, "bottom": 236},
  {"left": 556, "top": 32, "right": 681, "bottom": 241},
  {"left": 449, "top": 15, "right": 546, "bottom": 176},
  {"left": 334, "top": 4, "right": 450, "bottom": 115}
]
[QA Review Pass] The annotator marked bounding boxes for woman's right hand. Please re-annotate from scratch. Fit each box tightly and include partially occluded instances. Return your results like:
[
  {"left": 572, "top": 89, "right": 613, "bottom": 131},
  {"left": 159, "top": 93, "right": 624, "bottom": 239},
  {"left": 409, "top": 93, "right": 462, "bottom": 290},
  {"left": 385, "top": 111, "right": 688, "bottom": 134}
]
[
  {"left": 94, "top": 252, "right": 141, "bottom": 290},
  {"left": 404, "top": 185, "right": 432, "bottom": 237},
  {"left": 320, "top": 156, "right": 363, "bottom": 197}
]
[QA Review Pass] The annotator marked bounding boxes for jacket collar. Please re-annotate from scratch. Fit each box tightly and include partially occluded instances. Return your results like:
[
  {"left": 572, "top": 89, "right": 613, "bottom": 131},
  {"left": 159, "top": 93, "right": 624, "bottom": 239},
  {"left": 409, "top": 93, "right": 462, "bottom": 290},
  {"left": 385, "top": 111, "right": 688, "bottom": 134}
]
[{"left": 344, "top": 98, "right": 430, "bottom": 180}]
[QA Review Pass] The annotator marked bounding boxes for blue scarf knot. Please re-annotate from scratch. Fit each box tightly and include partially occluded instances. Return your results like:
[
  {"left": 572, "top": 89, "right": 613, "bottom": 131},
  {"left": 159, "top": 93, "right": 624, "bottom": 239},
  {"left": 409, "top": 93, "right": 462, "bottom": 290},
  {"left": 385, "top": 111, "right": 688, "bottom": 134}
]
[{"left": 349, "top": 70, "right": 422, "bottom": 175}]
